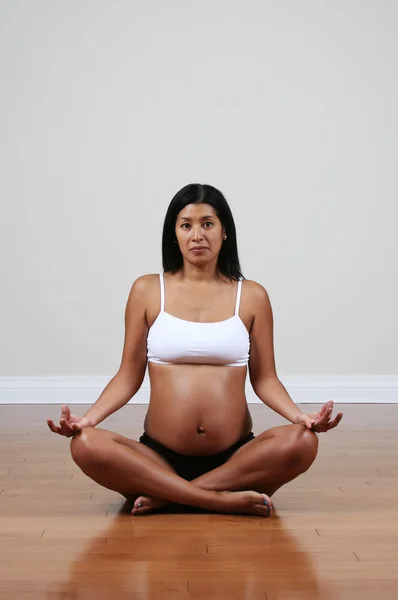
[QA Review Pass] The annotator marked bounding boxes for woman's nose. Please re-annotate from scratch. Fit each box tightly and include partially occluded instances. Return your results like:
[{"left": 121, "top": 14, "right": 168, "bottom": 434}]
[{"left": 192, "top": 229, "right": 203, "bottom": 240}]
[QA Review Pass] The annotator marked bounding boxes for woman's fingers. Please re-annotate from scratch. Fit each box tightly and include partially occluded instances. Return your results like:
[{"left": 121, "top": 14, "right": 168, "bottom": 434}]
[
  {"left": 47, "top": 419, "right": 62, "bottom": 435},
  {"left": 61, "top": 405, "right": 71, "bottom": 421},
  {"left": 315, "top": 401, "right": 334, "bottom": 423},
  {"left": 58, "top": 418, "right": 69, "bottom": 436},
  {"left": 48, "top": 410, "right": 84, "bottom": 437},
  {"left": 320, "top": 402, "right": 330, "bottom": 415},
  {"left": 309, "top": 402, "right": 335, "bottom": 431},
  {"left": 326, "top": 412, "right": 344, "bottom": 431},
  {"left": 321, "top": 400, "right": 333, "bottom": 414},
  {"left": 318, "top": 412, "right": 343, "bottom": 432},
  {"left": 59, "top": 418, "right": 75, "bottom": 437},
  {"left": 317, "top": 407, "right": 332, "bottom": 426}
]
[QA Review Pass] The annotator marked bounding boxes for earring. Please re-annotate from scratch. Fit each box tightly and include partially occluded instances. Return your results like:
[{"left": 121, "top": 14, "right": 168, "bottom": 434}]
[{"left": 223, "top": 235, "right": 227, "bottom": 240}]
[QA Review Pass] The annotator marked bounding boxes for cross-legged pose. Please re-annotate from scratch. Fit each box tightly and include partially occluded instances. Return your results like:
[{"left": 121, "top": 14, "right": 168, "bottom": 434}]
[{"left": 47, "top": 183, "right": 343, "bottom": 517}]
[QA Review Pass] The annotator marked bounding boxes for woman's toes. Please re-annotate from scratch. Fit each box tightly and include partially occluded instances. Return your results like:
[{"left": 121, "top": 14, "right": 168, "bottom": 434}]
[
  {"left": 133, "top": 496, "right": 145, "bottom": 510},
  {"left": 131, "top": 495, "right": 169, "bottom": 516},
  {"left": 132, "top": 495, "right": 149, "bottom": 515},
  {"left": 257, "top": 493, "right": 272, "bottom": 517},
  {"left": 262, "top": 493, "right": 273, "bottom": 509}
]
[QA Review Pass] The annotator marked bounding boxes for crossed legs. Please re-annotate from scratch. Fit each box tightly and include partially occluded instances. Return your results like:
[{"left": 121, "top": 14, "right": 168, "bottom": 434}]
[
  {"left": 192, "top": 424, "right": 318, "bottom": 494},
  {"left": 70, "top": 424, "right": 318, "bottom": 516}
]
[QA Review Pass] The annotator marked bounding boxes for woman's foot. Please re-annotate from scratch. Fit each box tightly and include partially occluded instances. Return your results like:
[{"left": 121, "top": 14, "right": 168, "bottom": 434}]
[
  {"left": 131, "top": 495, "right": 171, "bottom": 515},
  {"left": 216, "top": 490, "right": 273, "bottom": 517},
  {"left": 132, "top": 490, "right": 273, "bottom": 517}
]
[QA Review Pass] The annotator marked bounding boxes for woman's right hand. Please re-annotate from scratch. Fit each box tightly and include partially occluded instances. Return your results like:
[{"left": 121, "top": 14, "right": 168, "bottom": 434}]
[{"left": 47, "top": 405, "right": 93, "bottom": 437}]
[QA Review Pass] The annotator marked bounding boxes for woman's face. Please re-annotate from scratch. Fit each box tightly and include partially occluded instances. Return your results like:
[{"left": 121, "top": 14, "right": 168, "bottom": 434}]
[{"left": 175, "top": 203, "right": 225, "bottom": 264}]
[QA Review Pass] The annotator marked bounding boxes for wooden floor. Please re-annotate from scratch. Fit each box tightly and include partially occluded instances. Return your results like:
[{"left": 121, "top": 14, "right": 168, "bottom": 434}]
[{"left": 0, "top": 403, "right": 398, "bottom": 600}]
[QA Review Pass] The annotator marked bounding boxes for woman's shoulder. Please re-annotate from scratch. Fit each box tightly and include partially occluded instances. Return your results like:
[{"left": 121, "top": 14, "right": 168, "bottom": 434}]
[
  {"left": 133, "top": 273, "right": 160, "bottom": 283},
  {"left": 242, "top": 278, "right": 269, "bottom": 296},
  {"left": 128, "top": 273, "right": 160, "bottom": 294},
  {"left": 242, "top": 279, "right": 272, "bottom": 313}
]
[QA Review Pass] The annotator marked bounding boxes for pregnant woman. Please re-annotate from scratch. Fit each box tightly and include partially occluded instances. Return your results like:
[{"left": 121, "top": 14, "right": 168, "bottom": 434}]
[{"left": 47, "top": 183, "right": 343, "bottom": 517}]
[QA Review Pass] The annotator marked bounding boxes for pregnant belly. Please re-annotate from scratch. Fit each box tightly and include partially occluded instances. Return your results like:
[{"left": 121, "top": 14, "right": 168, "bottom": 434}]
[{"left": 145, "top": 363, "right": 252, "bottom": 454}]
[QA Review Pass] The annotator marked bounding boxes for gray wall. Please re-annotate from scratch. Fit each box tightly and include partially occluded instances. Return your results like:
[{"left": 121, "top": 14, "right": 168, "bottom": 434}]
[{"left": 1, "top": 0, "right": 397, "bottom": 378}]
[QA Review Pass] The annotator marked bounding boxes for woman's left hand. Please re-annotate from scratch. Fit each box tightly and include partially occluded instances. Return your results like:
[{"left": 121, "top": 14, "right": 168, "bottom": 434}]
[{"left": 295, "top": 400, "right": 343, "bottom": 433}]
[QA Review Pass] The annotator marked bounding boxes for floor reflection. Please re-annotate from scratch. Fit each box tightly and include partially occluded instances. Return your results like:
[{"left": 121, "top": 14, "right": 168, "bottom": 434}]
[{"left": 60, "top": 501, "right": 332, "bottom": 600}]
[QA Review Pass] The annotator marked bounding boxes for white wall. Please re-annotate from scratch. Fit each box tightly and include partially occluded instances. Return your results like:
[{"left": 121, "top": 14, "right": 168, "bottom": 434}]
[{"left": 1, "top": 0, "right": 397, "bottom": 382}]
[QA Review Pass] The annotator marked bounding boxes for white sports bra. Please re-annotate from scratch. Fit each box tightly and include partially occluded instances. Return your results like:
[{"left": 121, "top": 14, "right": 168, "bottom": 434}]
[{"left": 147, "top": 273, "right": 250, "bottom": 367}]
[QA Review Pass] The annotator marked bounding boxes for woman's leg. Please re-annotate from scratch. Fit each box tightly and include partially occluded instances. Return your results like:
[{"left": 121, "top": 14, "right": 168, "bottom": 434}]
[
  {"left": 71, "top": 427, "right": 178, "bottom": 502},
  {"left": 70, "top": 427, "right": 271, "bottom": 516},
  {"left": 132, "top": 424, "right": 318, "bottom": 514},
  {"left": 192, "top": 424, "right": 319, "bottom": 495}
]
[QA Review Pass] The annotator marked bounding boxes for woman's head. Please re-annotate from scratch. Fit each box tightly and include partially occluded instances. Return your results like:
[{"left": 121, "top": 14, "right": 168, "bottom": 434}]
[{"left": 162, "top": 183, "right": 244, "bottom": 280}]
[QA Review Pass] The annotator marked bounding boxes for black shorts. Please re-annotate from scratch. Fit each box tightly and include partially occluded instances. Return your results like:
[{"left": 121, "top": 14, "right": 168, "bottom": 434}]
[{"left": 139, "top": 431, "right": 255, "bottom": 481}]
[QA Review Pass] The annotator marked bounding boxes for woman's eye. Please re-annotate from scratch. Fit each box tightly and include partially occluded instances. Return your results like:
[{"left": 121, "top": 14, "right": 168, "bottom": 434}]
[{"left": 181, "top": 222, "right": 213, "bottom": 229}]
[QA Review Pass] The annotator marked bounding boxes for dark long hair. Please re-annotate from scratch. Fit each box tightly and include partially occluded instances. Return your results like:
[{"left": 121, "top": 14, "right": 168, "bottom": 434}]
[{"left": 162, "top": 183, "right": 244, "bottom": 281}]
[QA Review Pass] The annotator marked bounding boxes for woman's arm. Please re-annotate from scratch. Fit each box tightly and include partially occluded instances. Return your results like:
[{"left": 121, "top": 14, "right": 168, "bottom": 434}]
[
  {"left": 82, "top": 276, "right": 149, "bottom": 426},
  {"left": 247, "top": 281, "right": 303, "bottom": 423},
  {"left": 251, "top": 377, "right": 302, "bottom": 424},
  {"left": 81, "top": 369, "right": 145, "bottom": 426}
]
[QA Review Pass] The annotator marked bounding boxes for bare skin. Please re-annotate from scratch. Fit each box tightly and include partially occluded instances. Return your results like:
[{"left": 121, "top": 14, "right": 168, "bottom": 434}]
[
  {"left": 49, "top": 202, "right": 341, "bottom": 516},
  {"left": 67, "top": 269, "right": 276, "bottom": 517}
]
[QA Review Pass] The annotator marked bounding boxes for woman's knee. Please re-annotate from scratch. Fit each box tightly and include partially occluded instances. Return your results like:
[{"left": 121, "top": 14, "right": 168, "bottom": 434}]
[
  {"left": 286, "top": 424, "right": 319, "bottom": 472},
  {"left": 70, "top": 426, "right": 99, "bottom": 465}
]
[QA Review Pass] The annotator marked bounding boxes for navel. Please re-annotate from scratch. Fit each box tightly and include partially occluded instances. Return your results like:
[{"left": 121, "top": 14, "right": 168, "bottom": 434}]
[{"left": 197, "top": 426, "right": 205, "bottom": 435}]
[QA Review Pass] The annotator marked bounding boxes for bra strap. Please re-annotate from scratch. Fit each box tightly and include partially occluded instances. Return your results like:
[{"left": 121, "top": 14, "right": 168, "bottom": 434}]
[
  {"left": 234, "top": 277, "right": 243, "bottom": 316},
  {"left": 159, "top": 273, "right": 165, "bottom": 311}
]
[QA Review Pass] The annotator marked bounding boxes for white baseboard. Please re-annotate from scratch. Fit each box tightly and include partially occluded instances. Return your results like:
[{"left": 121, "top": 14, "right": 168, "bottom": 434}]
[{"left": 0, "top": 375, "right": 397, "bottom": 404}]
